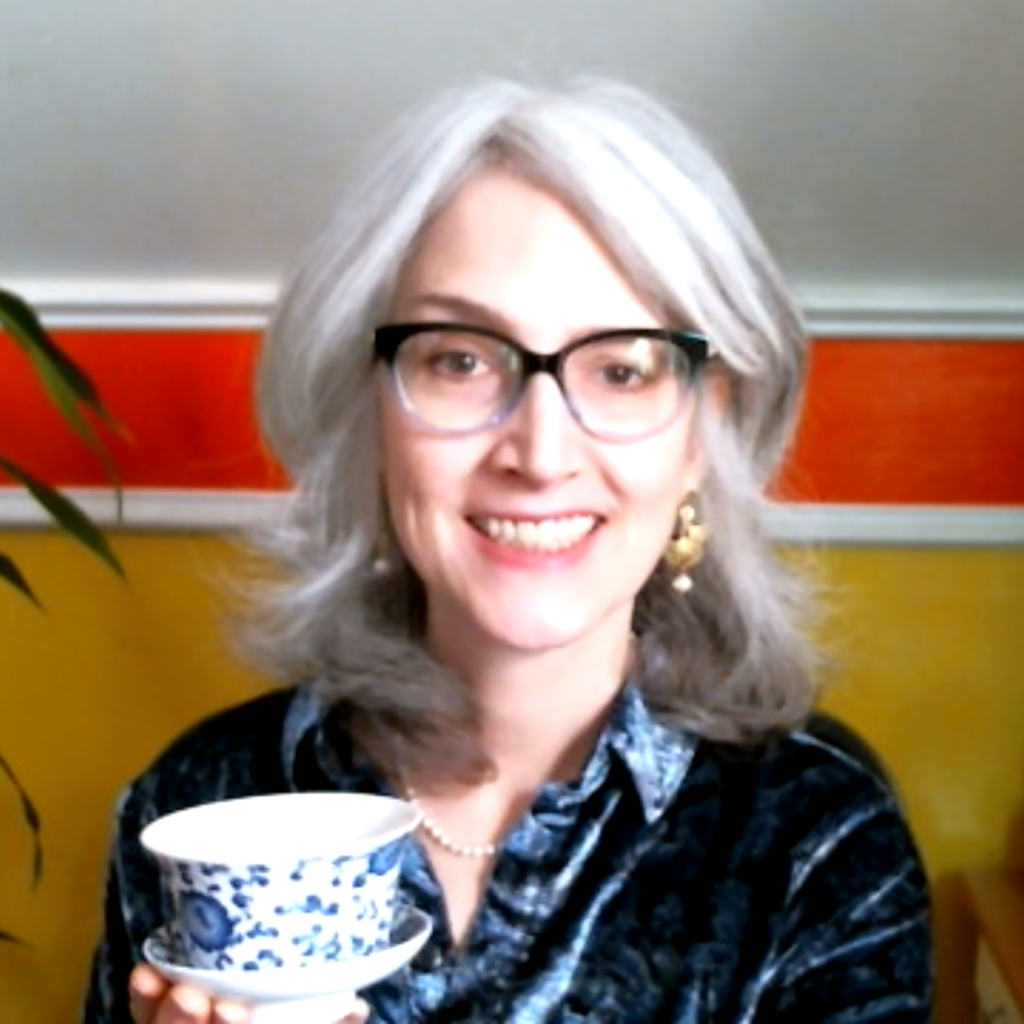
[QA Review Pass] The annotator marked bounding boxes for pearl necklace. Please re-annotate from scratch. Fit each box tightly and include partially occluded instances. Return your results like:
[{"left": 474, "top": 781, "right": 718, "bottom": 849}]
[{"left": 404, "top": 785, "right": 498, "bottom": 859}]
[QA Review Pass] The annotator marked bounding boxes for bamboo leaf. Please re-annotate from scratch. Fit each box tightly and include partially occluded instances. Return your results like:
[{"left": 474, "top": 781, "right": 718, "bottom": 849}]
[
  {"left": 0, "top": 289, "right": 107, "bottom": 410},
  {"left": 0, "top": 752, "right": 43, "bottom": 888},
  {"left": 20, "top": 358, "right": 125, "bottom": 515},
  {"left": 27, "top": 356, "right": 105, "bottom": 448},
  {"left": 0, "top": 288, "right": 128, "bottom": 481},
  {"left": 0, "top": 457, "right": 124, "bottom": 577},
  {"left": 0, "top": 553, "right": 42, "bottom": 607},
  {"left": 0, "top": 929, "right": 30, "bottom": 946}
]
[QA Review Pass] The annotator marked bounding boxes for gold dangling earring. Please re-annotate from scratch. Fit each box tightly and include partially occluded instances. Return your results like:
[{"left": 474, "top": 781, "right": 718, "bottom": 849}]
[
  {"left": 663, "top": 498, "right": 708, "bottom": 593},
  {"left": 372, "top": 517, "right": 392, "bottom": 575}
]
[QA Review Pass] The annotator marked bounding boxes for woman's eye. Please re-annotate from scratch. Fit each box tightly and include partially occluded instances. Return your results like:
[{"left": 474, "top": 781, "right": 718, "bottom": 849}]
[
  {"left": 428, "top": 350, "right": 486, "bottom": 377},
  {"left": 598, "top": 362, "right": 647, "bottom": 388}
]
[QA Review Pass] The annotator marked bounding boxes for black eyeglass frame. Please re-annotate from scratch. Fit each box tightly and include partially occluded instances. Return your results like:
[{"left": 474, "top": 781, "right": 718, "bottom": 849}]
[{"left": 373, "top": 321, "right": 712, "bottom": 440}]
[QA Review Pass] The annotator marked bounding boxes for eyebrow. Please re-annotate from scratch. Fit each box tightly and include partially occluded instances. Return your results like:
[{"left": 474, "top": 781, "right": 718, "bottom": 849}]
[
  {"left": 403, "top": 292, "right": 516, "bottom": 334},
  {"left": 401, "top": 291, "right": 671, "bottom": 344}
]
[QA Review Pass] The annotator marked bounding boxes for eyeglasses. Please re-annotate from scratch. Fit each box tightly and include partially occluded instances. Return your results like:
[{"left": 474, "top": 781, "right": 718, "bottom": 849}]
[{"left": 374, "top": 322, "right": 711, "bottom": 441}]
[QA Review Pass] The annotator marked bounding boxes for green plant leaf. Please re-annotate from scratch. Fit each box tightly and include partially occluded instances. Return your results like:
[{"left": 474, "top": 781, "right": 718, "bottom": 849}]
[
  {"left": 0, "top": 752, "right": 42, "bottom": 888},
  {"left": 0, "top": 288, "right": 126, "bottom": 504},
  {"left": 0, "top": 289, "right": 112, "bottom": 417},
  {"left": 0, "top": 457, "right": 124, "bottom": 578},
  {"left": 0, "top": 553, "right": 42, "bottom": 606}
]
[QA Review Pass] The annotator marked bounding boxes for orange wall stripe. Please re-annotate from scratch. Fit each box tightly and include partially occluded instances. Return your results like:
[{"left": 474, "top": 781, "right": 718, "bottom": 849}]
[
  {"left": 1, "top": 329, "right": 284, "bottom": 490},
  {"left": 779, "top": 338, "right": 1024, "bottom": 505},
  {"left": 2, "top": 329, "right": 1023, "bottom": 504}
]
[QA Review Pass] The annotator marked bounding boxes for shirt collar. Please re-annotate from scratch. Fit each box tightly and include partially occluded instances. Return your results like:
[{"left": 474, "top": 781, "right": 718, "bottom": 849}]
[
  {"left": 280, "top": 674, "right": 697, "bottom": 824},
  {"left": 602, "top": 683, "right": 697, "bottom": 824}
]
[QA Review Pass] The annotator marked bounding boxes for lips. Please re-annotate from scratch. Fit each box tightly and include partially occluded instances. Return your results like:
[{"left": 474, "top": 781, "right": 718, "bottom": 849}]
[{"left": 469, "top": 515, "right": 599, "bottom": 553}]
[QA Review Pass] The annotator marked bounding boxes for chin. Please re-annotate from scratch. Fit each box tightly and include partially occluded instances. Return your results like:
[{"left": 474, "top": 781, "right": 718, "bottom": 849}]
[{"left": 478, "top": 608, "right": 605, "bottom": 653}]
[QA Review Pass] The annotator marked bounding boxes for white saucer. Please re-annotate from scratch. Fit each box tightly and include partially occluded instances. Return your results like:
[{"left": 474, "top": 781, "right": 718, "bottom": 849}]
[{"left": 143, "top": 904, "right": 432, "bottom": 1005}]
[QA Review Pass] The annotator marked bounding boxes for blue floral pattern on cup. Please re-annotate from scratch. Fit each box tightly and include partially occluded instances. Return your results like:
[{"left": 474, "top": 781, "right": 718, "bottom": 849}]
[
  {"left": 180, "top": 892, "right": 235, "bottom": 952},
  {"left": 162, "top": 838, "right": 406, "bottom": 971}
]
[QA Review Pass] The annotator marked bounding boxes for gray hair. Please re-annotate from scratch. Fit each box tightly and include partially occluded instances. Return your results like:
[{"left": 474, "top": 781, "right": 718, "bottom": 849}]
[{"left": 238, "top": 76, "right": 819, "bottom": 785}]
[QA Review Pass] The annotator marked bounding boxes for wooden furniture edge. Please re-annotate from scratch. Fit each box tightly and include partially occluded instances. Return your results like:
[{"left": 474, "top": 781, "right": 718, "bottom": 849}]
[{"left": 963, "top": 868, "right": 1024, "bottom": 1012}]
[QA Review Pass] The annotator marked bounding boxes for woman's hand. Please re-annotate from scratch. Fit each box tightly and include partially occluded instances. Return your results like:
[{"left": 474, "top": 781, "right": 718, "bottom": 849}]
[
  {"left": 129, "top": 965, "right": 247, "bottom": 1024},
  {"left": 128, "top": 964, "right": 370, "bottom": 1024}
]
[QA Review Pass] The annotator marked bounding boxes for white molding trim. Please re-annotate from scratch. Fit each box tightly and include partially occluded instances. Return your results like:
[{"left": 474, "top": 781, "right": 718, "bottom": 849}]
[
  {"left": 764, "top": 503, "right": 1024, "bottom": 546},
  {"left": 7, "top": 280, "right": 280, "bottom": 330},
  {"left": 5, "top": 279, "right": 1024, "bottom": 338},
  {"left": 797, "top": 289, "right": 1024, "bottom": 339},
  {"left": 1, "top": 488, "right": 1023, "bottom": 545},
  {"left": 0, "top": 489, "right": 284, "bottom": 531}
]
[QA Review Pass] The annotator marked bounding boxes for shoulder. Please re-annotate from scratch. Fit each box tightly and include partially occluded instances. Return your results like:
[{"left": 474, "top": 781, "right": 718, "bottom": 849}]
[
  {"left": 774, "top": 717, "right": 905, "bottom": 833},
  {"left": 682, "top": 717, "right": 921, "bottom": 884},
  {"left": 694, "top": 715, "right": 899, "bottom": 812},
  {"left": 681, "top": 722, "right": 930, "bottom": 956},
  {"left": 710, "top": 727, "right": 934, "bottom": 1012}
]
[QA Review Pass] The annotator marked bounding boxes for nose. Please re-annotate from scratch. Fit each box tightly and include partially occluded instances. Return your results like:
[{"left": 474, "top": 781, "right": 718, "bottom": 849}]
[{"left": 491, "top": 372, "right": 584, "bottom": 482}]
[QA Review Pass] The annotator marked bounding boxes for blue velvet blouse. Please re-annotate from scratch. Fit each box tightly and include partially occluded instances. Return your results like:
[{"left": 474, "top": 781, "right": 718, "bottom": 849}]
[{"left": 83, "top": 680, "right": 933, "bottom": 1022}]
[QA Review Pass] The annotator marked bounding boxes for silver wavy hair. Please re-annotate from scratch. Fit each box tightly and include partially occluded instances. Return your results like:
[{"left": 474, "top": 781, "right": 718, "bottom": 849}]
[{"left": 239, "top": 76, "right": 819, "bottom": 784}]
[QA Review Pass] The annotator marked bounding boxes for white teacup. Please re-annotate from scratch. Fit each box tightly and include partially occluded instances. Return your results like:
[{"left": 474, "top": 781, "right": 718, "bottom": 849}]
[{"left": 140, "top": 792, "right": 420, "bottom": 972}]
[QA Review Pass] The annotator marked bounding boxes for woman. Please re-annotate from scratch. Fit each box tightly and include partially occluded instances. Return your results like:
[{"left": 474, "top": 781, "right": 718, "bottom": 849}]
[{"left": 85, "top": 77, "right": 932, "bottom": 1023}]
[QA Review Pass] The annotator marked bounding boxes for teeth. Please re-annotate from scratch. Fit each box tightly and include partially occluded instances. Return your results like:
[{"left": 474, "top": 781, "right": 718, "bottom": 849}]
[{"left": 473, "top": 515, "right": 597, "bottom": 553}]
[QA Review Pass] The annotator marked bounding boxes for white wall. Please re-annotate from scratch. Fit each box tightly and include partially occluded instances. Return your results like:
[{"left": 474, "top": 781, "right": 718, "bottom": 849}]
[{"left": 3, "top": 0, "right": 1023, "bottom": 320}]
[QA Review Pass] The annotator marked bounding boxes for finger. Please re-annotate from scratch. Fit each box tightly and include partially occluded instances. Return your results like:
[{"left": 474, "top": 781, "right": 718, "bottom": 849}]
[
  {"left": 339, "top": 998, "right": 370, "bottom": 1023},
  {"left": 128, "top": 964, "right": 168, "bottom": 1024},
  {"left": 159, "top": 984, "right": 216, "bottom": 1023},
  {"left": 212, "top": 1001, "right": 251, "bottom": 1024}
]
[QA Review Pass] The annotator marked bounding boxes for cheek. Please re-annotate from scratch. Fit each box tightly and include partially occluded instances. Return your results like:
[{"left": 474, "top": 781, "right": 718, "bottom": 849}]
[
  {"left": 379, "top": 440, "right": 437, "bottom": 576},
  {"left": 378, "top": 388, "right": 433, "bottom": 500},
  {"left": 378, "top": 424, "right": 475, "bottom": 558},
  {"left": 377, "top": 406, "right": 428, "bottom": 543},
  {"left": 380, "top": 436, "right": 431, "bottom": 531},
  {"left": 618, "top": 426, "right": 702, "bottom": 517}
]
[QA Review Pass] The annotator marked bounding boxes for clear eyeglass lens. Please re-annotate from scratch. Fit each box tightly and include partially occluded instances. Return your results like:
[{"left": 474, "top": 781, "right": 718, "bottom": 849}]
[
  {"left": 564, "top": 336, "right": 688, "bottom": 436},
  {"left": 393, "top": 329, "right": 691, "bottom": 437},
  {"left": 394, "top": 328, "right": 521, "bottom": 431}
]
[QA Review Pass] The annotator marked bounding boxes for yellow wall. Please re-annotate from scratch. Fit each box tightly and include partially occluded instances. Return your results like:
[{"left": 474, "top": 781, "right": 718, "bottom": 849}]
[
  {"left": 816, "top": 546, "right": 1024, "bottom": 1024},
  {"left": 0, "top": 533, "right": 258, "bottom": 1024},
  {"left": 0, "top": 532, "right": 1021, "bottom": 1023}
]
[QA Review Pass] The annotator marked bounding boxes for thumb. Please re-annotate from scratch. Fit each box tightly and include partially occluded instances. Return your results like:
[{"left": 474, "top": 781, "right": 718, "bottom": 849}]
[{"left": 337, "top": 997, "right": 371, "bottom": 1022}]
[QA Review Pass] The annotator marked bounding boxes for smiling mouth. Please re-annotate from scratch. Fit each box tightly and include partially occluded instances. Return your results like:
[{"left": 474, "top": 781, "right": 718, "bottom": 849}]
[{"left": 469, "top": 515, "right": 599, "bottom": 553}]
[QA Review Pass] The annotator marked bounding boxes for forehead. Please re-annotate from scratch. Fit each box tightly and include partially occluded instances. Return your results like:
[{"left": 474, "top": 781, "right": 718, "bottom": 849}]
[{"left": 390, "top": 167, "right": 660, "bottom": 338}]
